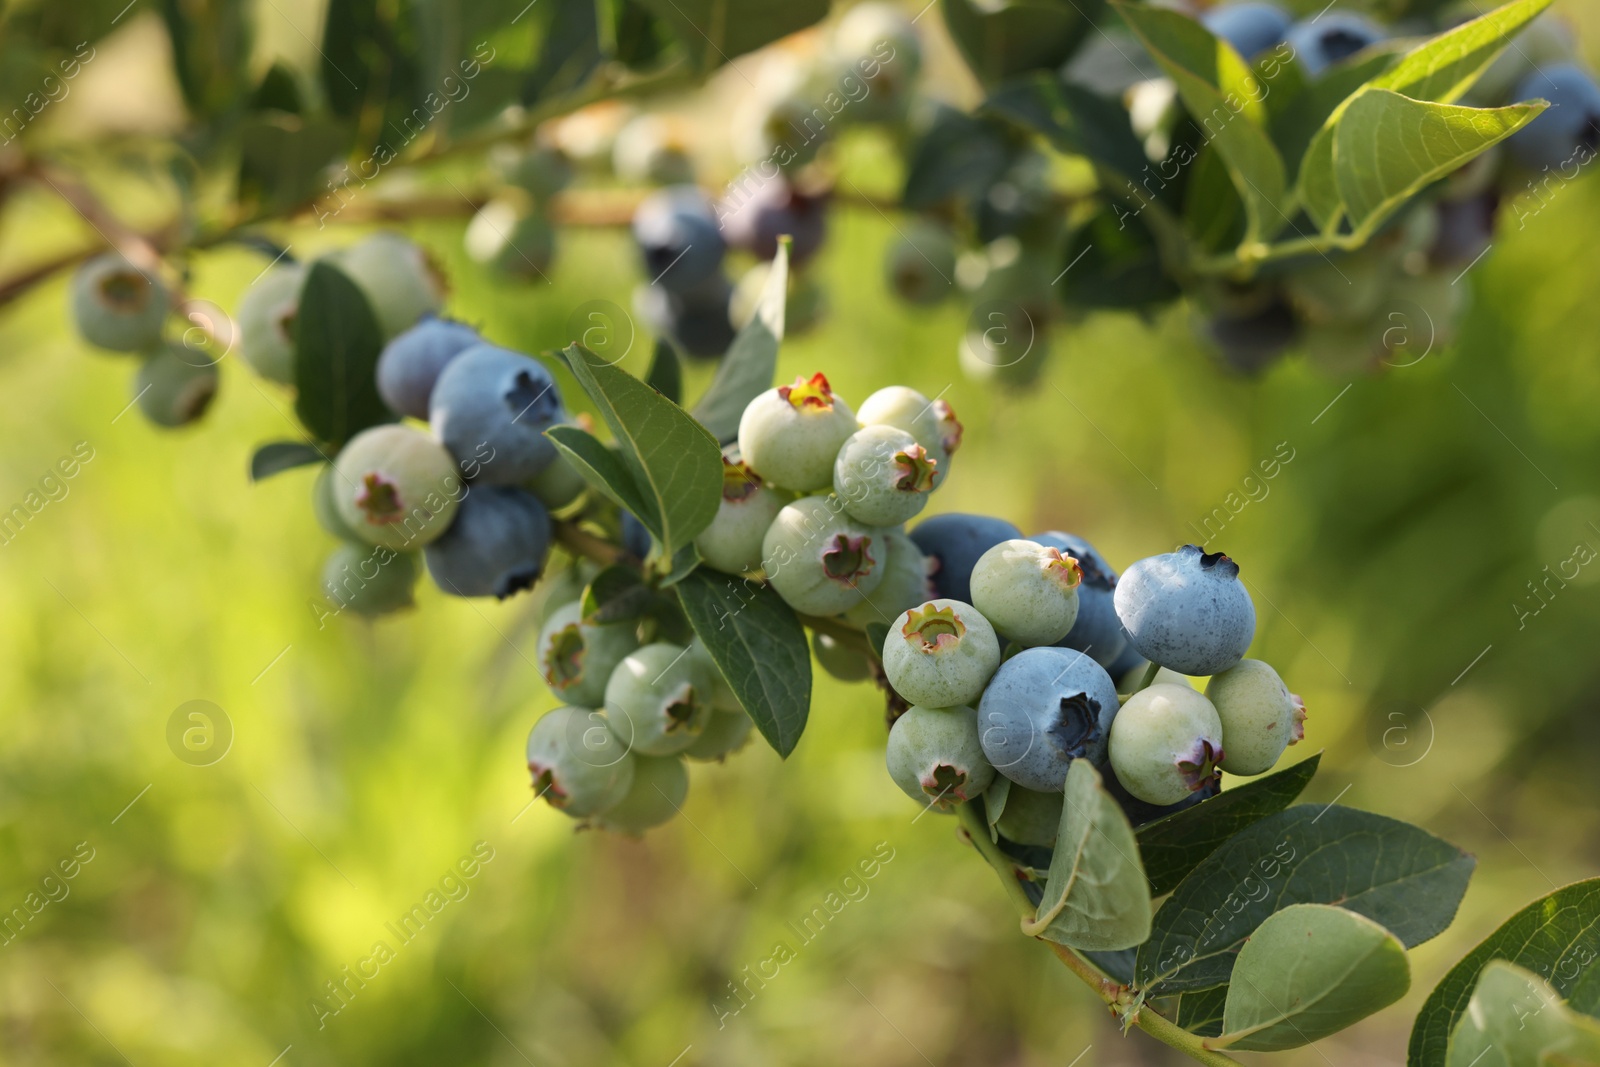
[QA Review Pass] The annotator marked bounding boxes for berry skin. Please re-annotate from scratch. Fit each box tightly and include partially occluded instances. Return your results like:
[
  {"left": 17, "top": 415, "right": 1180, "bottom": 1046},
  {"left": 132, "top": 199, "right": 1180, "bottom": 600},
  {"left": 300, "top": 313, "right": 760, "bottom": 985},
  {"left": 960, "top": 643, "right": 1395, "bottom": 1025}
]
[
  {"left": 976, "top": 646, "right": 1119, "bottom": 792},
  {"left": 695, "top": 459, "right": 785, "bottom": 576},
  {"left": 632, "top": 185, "right": 726, "bottom": 293},
  {"left": 884, "top": 221, "right": 957, "bottom": 306},
  {"left": 1033, "top": 531, "right": 1128, "bottom": 667},
  {"left": 813, "top": 632, "right": 873, "bottom": 682},
  {"left": 1204, "top": 659, "right": 1306, "bottom": 775},
  {"left": 908, "top": 513, "right": 1023, "bottom": 604},
  {"left": 634, "top": 273, "right": 736, "bottom": 360},
  {"left": 833, "top": 424, "right": 940, "bottom": 527},
  {"left": 526, "top": 706, "right": 636, "bottom": 818},
  {"left": 465, "top": 201, "right": 557, "bottom": 279},
  {"left": 855, "top": 385, "right": 963, "bottom": 471},
  {"left": 886, "top": 705, "right": 994, "bottom": 811},
  {"left": 375, "top": 316, "right": 482, "bottom": 420},
  {"left": 313, "top": 465, "right": 363, "bottom": 542},
  {"left": 843, "top": 527, "right": 934, "bottom": 628},
  {"left": 536, "top": 600, "right": 641, "bottom": 708},
  {"left": 1508, "top": 64, "right": 1600, "bottom": 171},
  {"left": 831, "top": 2, "right": 922, "bottom": 120},
  {"left": 1107, "top": 683, "right": 1225, "bottom": 806},
  {"left": 423, "top": 486, "right": 551, "bottom": 599},
  {"left": 235, "top": 261, "right": 304, "bottom": 383},
  {"left": 332, "top": 425, "right": 463, "bottom": 550},
  {"left": 1104, "top": 760, "right": 1221, "bottom": 827},
  {"left": 430, "top": 344, "right": 566, "bottom": 485},
  {"left": 1202, "top": 2, "right": 1292, "bottom": 60},
  {"left": 1284, "top": 13, "right": 1385, "bottom": 76},
  {"left": 525, "top": 439, "right": 587, "bottom": 511},
  {"left": 970, "top": 539, "right": 1083, "bottom": 648},
  {"left": 321, "top": 542, "right": 420, "bottom": 617},
  {"left": 331, "top": 233, "right": 442, "bottom": 338},
  {"left": 718, "top": 178, "right": 828, "bottom": 264},
  {"left": 603, "top": 642, "right": 714, "bottom": 756},
  {"left": 882, "top": 599, "right": 1001, "bottom": 709},
  {"left": 1115, "top": 545, "right": 1257, "bottom": 676},
  {"left": 996, "top": 785, "right": 1064, "bottom": 847},
  {"left": 620, "top": 509, "right": 653, "bottom": 559},
  {"left": 70, "top": 253, "right": 169, "bottom": 353},
  {"left": 590, "top": 754, "right": 689, "bottom": 834},
  {"left": 493, "top": 142, "right": 574, "bottom": 199},
  {"left": 737, "top": 372, "right": 859, "bottom": 492},
  {"left": 761, "top": 496, "right": 885, "bottom": 616},
  {"left": 683, "top": 708, "right": 754, "bottom": 761},
  {"left": 135, "top": 342, "right": 219, "bottom": 428}
]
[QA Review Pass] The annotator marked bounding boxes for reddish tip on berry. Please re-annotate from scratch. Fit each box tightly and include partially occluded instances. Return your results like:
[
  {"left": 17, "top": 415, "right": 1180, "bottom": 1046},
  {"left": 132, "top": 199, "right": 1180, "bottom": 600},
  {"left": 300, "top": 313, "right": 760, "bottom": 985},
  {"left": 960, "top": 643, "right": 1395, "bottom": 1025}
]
[
  {"left": 821, "top": 532, "right": 875, "bottom": 584},
  {"left": 1289, "top": 694, "right": 1307, "bottom": 744},
  {"left": 893, "top": 445, "right": 939, "bottom": 493},
  {"left": 901, "top": 602, "right": 966, "bottom": 652},
  {"left": 1176, "top": 739, "right": 1224, "bottom": 792},
  {"left": 778, "top": 371, "right": 835, "bottom": 410},
  {"left": 1043, "top": 548, "right": 1085, "bottom": 590},
  {"left": 932, "top": 399, "right": 963, "bottom": 455},
  {"left": 529, "top": 763, "right": 568, "bottom": 808}
]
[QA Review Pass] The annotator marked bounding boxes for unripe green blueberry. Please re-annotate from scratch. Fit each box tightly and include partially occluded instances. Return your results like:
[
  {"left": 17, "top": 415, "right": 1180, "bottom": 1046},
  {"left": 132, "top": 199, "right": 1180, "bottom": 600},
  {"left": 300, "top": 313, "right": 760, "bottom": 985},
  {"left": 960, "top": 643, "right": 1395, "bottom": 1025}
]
[
  {"left": 1285, "top": 248, "right": 1387, "bottom": 325},
  {"left": 833, "top": 424, "right": 939, "bottom": 527},
  {"left": 1108, "top": 683, "right": 1225, "bottom": 806},
  {"left": 813, "top": 632, "right": 872, "bottom": 681},
  {"left": 885, "top": 705, "right": 993, "bottom": 812},
  {"left": 604, "top": 642, "right": 714, "bottom": 756},
  {"left": 589, "top": 754, "right": 688, "bottom": 834},
  {"left": 995, "top": 785, "right": 1064, "bottom": 847},
  {"left": 320, "top": 542, "right": 420, "bottom": 617},
  {"left": 686, "top": 640, "right": 740, "bottom": 713},
  {"left": 960, "top": 310, "right": 1051, "bottom": 388},
  {"left": 331, "top": 233, "right": 442, "bottom": 338},
  {"left": 695, "top": 459, "right": 785, "bottom": 576},
  {"left": 70, "top": 253, "right": 169, "bottom": 352},
  {"left": 737, "top": 372, "right": 858, "bottom": 492},
  {"left": 536, "top": 600, "right": 640, "bottom": 707},
  {"left": 683, "top": 707, "right": 754, "bottom": 761},
  {"left": 331, "top": 425, "right": 463, "bottom": 549},
  {"left": 881, "top": 599, "right": 1000, "bottom": 708},
  {"left": 970, "top": 539, "right": 1083, "bottom": 647},
  {"left": 855, "top": 385, "right": 962, "bottom": 470},
  {"left": 135, "top": 342, "right": 219, "bottom": 428},
  {"left": 526, "top": 706, "right": 636, "bottom": 818},
  {"left": 730, "top": 263, "right": 826, "bottom": 336},
  {"left": 761, "top": 495, "right": 886, "bottom": 616},
  {"left": 525, "top": 442, "right": 587, "bottom": 512},
  {"left": 1204, "top": 659, "right": 1306, "bottom": 775},
  {"left": 465, "top": 199, "right": 557, "bottom": 279},
  {"left": 312, "top": 465, "right": 363, "bottom": 541},
  {"left": 843, "top": 528, "right": 934, "bottom": 628},
  {"left": 883, "top": 222, "right": 957, "bottom": 305},
  {"left": 235, "top": 261, "right": 304, "bottom": 383}
]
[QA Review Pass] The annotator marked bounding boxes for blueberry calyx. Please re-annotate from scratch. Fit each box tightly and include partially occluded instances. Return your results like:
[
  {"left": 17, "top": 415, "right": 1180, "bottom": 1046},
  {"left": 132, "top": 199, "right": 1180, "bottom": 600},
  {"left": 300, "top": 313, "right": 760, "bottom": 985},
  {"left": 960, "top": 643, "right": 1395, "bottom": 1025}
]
[
  {"left": 357, "top": 472, "right": 404, "bottom": 522},
  {"left": 493, "top": 564, "right": 543, "bottom": 600},
  {"left": 777, "top": 371, "right": 835, "bottom": 411},
  {"left": 901, "top": 602, "right": 966, "bottom": 651},
  {"left": 1176, "top": 739, "right": 1225, "bottom": 792},
  {"left": 1047, "top": 692, "right": 1102, "bottom": 759},
  {"left": 821, "top": 533, "right": 875, "bottom": 583},
  {"left": 892, "top": 445, "right": 939, "bottom": 493}
]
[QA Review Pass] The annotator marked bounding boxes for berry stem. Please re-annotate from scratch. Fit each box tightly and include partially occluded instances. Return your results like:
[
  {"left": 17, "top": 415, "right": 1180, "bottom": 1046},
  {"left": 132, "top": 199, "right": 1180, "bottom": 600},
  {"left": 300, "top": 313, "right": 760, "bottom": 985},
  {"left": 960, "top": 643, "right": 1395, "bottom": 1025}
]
[{"left": 551, "top": 520, "right": 632, "bottom": 568}]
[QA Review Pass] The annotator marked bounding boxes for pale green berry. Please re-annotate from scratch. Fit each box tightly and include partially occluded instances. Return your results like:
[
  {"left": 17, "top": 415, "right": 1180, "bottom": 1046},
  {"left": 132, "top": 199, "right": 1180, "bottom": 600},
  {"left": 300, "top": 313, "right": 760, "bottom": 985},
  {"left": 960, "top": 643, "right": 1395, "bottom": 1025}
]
[
  {"left": 1285, "top": 248, "right": 1387, "bottom": 325},
  {"left": 686, "top": 640, "right": 740, "bottom": 712},
  {"left": 695, "top": 459, "right": 785, "bottom": 576},
  {"left": 855, "top": 385, "right": 962, "bottom": 470},
  {"left": 331, "top": 233, "right": 442, "bottom": 338},
  {"left": 833, "top": 424, "right": 940, "bottom": 527},
  {"left": 843, "top": 528, "right": 934, "bottom": 628},
  {"left": 1204, "top": 659, "right": 1306, "bottom": 776},
  {"left": 885, "top": 705, "right": 993, "bottom": 812},
  {"left": 761, "top": 495, "right": 885, "bottom": 616},
  {"left": 881, "top": 599, "right": 1000, "bottom": 708},
  {"left": 526, "top": 443, "right": 587, "bottom": 511},
  {"left": 996, "top": 785, "right": 1064, "bottom": 847},
  {"left": 526, "top": 706, "right": 636, "bottom": 818},
  {"left": 590, "top": 755, "right": 688, "bottom": 834},
  {"left": 1108, "top": 683, "right": 1224, "bottom": 806},
  {"left": 737, "top": 372, "right": 858, "bottom": 491},
  {"left": 536, "top": 600, "right": 640, "bottom": 708},
  {"left": 331, "top": 425, "right": 462, "bottom": 549},
  {"left": 313, "top": 465, "right": 362, "bottom": 541},
  {"left": 683, "top": 707, "right": 754, "bottom": 761},
  {"left": 135, "top": 342, "right": 219, "bottom": 428},
  {"left": 970, "top": 539, "right": 1083, "bottom": 647},
  {"left": 813, "top": 632, "right": 872, "bottom": 681},
  {"left": 70, "top": 253, "right": 169, "bottom": 352},
  {"left": 235, "top": 262, "right": 304, "bottom": 383},
  {"left": 604, "top": 642, "right": 714, "bottom": 756},
  {"left": 465, "top": 199, "right": 556, "bottom": 278},
  {"left": 320, "top": 542, "right": 419, "bottom": 617}
]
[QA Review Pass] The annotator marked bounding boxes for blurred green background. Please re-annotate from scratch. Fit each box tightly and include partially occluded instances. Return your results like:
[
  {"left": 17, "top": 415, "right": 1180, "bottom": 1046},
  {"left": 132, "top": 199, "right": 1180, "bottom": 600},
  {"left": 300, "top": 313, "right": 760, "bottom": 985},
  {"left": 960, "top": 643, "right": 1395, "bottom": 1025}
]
[{"left": 5, "top": 3, "right": 1600, "bottom": 1065}]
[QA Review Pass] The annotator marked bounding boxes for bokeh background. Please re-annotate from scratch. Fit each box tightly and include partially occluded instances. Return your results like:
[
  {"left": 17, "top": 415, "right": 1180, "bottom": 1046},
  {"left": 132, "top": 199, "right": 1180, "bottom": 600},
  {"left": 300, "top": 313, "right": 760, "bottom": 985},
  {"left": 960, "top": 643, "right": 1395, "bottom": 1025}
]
[{"left": 3, "top": 1, "right": 1600, "bottom": 1064}]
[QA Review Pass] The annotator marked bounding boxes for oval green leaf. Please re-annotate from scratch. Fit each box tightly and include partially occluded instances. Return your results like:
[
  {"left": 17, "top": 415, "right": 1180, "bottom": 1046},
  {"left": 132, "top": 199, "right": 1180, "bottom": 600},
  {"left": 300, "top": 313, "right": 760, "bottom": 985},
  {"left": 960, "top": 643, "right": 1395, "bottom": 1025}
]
[
  {"left": 1446, "top": 961, "right": 1600, "bottom": 1067},
  {"left": 292, "top": 259, "right": 393, "bottom": 447}
]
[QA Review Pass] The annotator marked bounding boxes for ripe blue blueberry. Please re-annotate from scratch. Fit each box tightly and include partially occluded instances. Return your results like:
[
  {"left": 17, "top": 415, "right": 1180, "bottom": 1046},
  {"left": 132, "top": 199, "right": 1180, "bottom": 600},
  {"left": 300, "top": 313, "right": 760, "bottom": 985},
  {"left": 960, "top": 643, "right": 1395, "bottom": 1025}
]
[
  {"left": 135, "top": 342, "right": 219, "bottom": 428},
  {"left": 843, "top": 528, "right": 934, "bottom": 628},
  {"left": 970, "top": 539, "right": 1083, "bottom": 648},
  {"left": 761, "top": 495, "right": 885, "bottom": 616},
  {"left": 634, "top": 273, "right": 736, "bottom": 359},
  {"left": 718, "top": 179, "right": 827, "bottom": 265},
  {"left": 1508, "top": 63, "right": 1600, "bottom": 171},
  {"left": 1107, "top": 683, "right": 1225, "bottom": 806},
  {"left": 885, "top": 705, "right": 994, "bottom": 811},
  {"left": 526, "top": 705, "right": 636, "bottom": 818},
  {"left": 332, "top": 425, "right": 463, "bottom": 549},
  {"left": 995, "top": 785, "right": 1064, "bottom": 847},
  {"left": 833, "top": 424, "right": 940, "bottom": 527},
  {"left": 855, "top": 385, "right": 963, "bottom": 472},
  {"left": 590, "top": 754, "right": 688, "bottom": 834},
  {"left": 375, "top": 316, "right": 482, "bottom": 420},
  {"left": 1033, "top": 531, "right": 1128, "bottom": 667},
  {"left": 70, "top": 253, "right": 169, "bottom": 352},
  {"left": 976, "top": 646, "right": 1119, "bottom": 792},
  {"left": 884, "top": 221, "right": 957, "bottom": 306},
  {"left": 1284, "top": 13, "right": 1385, "bottom": 76},
  {"left": 537, "top": 600, "right": 641, "bottom": 707},
  {"left": 908, "top": 512, "right": 1022, "bottom": 604},
  {"left": 1430, "top": 193, "right": 1496, "bottom": 267},
  {"left": 632, "top": 185, "right": 726, "bottom": 293},
  {"left": 423, "top": 486, "right": 551, "bottom": 599},
  {"left": 1204, "top": 659, "right": 1306, "bottom": 775},
  {"left": 1201, "top": 299, "right": 1300, "bottom": 375},
  {"left": 235, "top": 261, "right": 303, "bottom": 383},
  {"left": 813, "top": 632, "right": 873, "bottom": 682},
  {"left": 321, "top": 542, "right": 420, "bottom": 617},
  {"left": 1115, "top": 545, "right": 1256, "bottom": 675},
  {"left": 695, "top": 458, "right": 785, "bottom": 576},
  {"left": 332, "top": 233, "right": 443, "bottom": 338},
  {"left": 604, "top": 642, "right": 714, "bottom": 756},
  {"left": 1202, "top": 2, "right": 1292, "bottom": 60},
  {"left": 882, "top": 599, "right": 1000, "bottom": 709},
  {"left": 620, "top": 509, "right": 653, "bottom": 559},
  {"left": 430, "top": 344, "right": 566, "bottom": 485},
  {"left": 737, "top": 372, "right": 859, "bottom": 492}
]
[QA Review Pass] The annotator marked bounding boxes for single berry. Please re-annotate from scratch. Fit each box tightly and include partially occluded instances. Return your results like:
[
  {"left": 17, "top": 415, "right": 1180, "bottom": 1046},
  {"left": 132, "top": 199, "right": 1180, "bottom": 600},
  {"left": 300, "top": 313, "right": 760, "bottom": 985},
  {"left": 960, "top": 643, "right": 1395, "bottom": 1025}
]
[
  {"left": 526, "top": 706, "right": 636, "bottom": 818},
  {"left": 332, "top": 232, "right": 443, "bottom": 338},
  {"left": 313, "top": 464, "right": 363, "bottom": 542},
  {"left": 1430, "top": 192, "right": 1497, "bottom": 268},
  {"left": 604, "top": 642, "right": 715, "bottom": 756},
  {"left": 908, "top": 512, "right": 1022, "bottom": 604},
  {"left": 331, "top": 425, "right": 463, "bottom": 550},
  {"left": 1107, "top": 683, "right": 1225, "bottom": 806},
  {"left": 830, "top": 2, "right": 922, "bottom": 120},
  {"left": 1284, "top": 13, "right": 1385, "bottom": 76},
  {"left": 881, "top": 599, "right": 1000, "bottom": 708},
  {"left": 1508, "top": 63, "right": 1600, "bottom": 171},
  {"left": 525, "top": 438, "right": 587, "bottom": 511},
  {"left": 885, "top": 704, "right": 994, "bottom": 812},
  {"left": 1204, "top": 658, "right": 1306, "bottom": 775},
  {"left": 683, "top": 708, "right": 754, "bottom": 761},
  {"left": 423, "top": 486, "right": 551, "bottom": 599},
  {"left": 465, "top": 201, "right": 557, "bottom": 279},
  {"left": 1201, "top": 298, "right": 1300, "bottom": 375},
  {"left": 833, "top": 424, "right": 940, "bottom": 527},
  {"left": 135, "top": 342, "right": 219, "bottom": 428},
  {"left": 634, "top": 273, "right": 736, "bottom": 360},
  {"left": 696, "top": 459, "right": 785, "bottom": 576},
  {"left": 613, "top": 114, "right": 697, "bottom": 184},
  {"left": 734, "top": 77, "right": 829, "bottom": 172},
  {"left": 375, "top": 316, "right": 482, "bottom": 420},
  {"left": 493, "top": 142, "right": 574, "bottom": 200},
  {"left": 536, "top": 600, "right": 641, "bottom": 708},
  {"left": 1033, "top": 530, "right": 1128, "bottom": 667},
  {"left": 1115, "top": 545, "right": 1257, "bottom": 675},
  {"left": 855, "top": 385, "right": 962, "bottom": 472},
  {"left": 589, "top": 754, "right": 689, "bottom": 834},
  {"left": 1285, "top": 248, "right": 1386, "bottom": 325},
  {"left": 430, "top": 344, "right": 566, "bottom": 485},
  {"left": 761, "top": 495, "right": 885, "bottom": 616},
  {"left": 977, "top": 646, "right": 1118, "bottom": 792},
  {"left": 235, "top": 261, "right": 304, "bottom": 383},
  {"left": 813, "top": 632, "right": 873, "bottom": 682},
  {"left": 959, "top": 305, "right": 1052, "bottom": 389},
  {"left": 718, "top": 178, "right": 828, "bottom": 264},
  {"left": 621, "top": 509, "right": 653, "bottom": 559},
  {"left": 884, "top": 221, "right": 957, "bottom": 306},
  {"left": 70, "top": 253, "right": 169, "bottom": 353},
  {"left": 737, "top": 372, "right": 859, "bottom": 491},
  {"left": 995, "top": 785, "right": 1064, "bottom": 847},
  {"left": 1202, "top": 2, "right": 1292, "bottom": 59},
  {"left": 320, "top": 542, "right": 420, "bottom": 618},
  {"left": 730, "top": 263, "right": 827, "bottom": 337},
  {"left": 843, "top": 527, "right": 935, "bottom": 628},
  {"left": 970, "top": 539, "right": 1083, "bottom": 648},
  {"left": 632, "top": 185, "right": 726, "bottom": 293},
  {"left": 1103, "top": 760, "right": 1221, "bottom": 828}
]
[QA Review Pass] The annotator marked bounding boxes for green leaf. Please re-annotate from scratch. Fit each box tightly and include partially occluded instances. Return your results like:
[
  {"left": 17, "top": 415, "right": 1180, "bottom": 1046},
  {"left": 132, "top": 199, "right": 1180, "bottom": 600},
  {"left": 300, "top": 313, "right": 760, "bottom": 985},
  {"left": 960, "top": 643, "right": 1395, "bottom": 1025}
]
[
  {"left": 292, "top": 261, "right": 393, "bottom": 447},
  {"left": 901, "top": 106, "right": 1016, "bottom": 211},
  {"left": 1445, "top": 961, "right": 1600, "bottom": 1067},
  {"left": 522, "top": 0, "right": 603, "bottom": 106},
  {"left": 1271, "top": 50, "right": 1396, "bottom": 184},
  {"left": 1215, "top": 904, "right": 1410, "bottom": 1051},
  {"left": 676, "top": 570, "right": 811, "bottom": 758},
  {"left": 1113, "top": 0, "right": 1288, "bottom": 245},
  {"left": 1409, "top": 879, "right": 1600, "bottom": 1067},
  {"left": 1136, "top": 804, "right": 1474, "bottom": 994},
  {"left": 660, "top": 543, "right": 702, "bottom": 587},
  {"left": 1176, "top": 985, "right": 1229, "bottom": 1037},
  {"left": 942, "top": 0, "right": 1105, "bottom": 85},
  {"left": 1137, "top": 753, "right": 1321, "bottom": 896},
  {"left": 985, "top": 776, "right": 1012, "bottom": 843},
  {"left": 559, "top": 344, "right": 723, "bottom": 557},
  {"left": 249, "top": 441, "right": 326, "bottom": 482},
  {"left": 645, "top": 338, "right": 682, "bottom": 405},
  {"left": 691, "top": 239, "right": 788, "bottom": 443},
  {"left": 1334, "top": 90, "right": 1543, "bottom": 236},
  {"left": 634, "top": 0, "right": 828, "bottom": 71},
  {"left": 544, "top": 424, "right": 657, "bottom": 524},
  {"left": 581, "top": 565, "right": 654, "bottom": 624},
  {"left": 1371, "top": 0, "right": 1556, "bottom": 104},
  {"left": 985, "top": 74, "right": 1150, "bottom": 192},
  {"left": 1021, "top": 760, "right": 1152, "bottom": 952}
]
